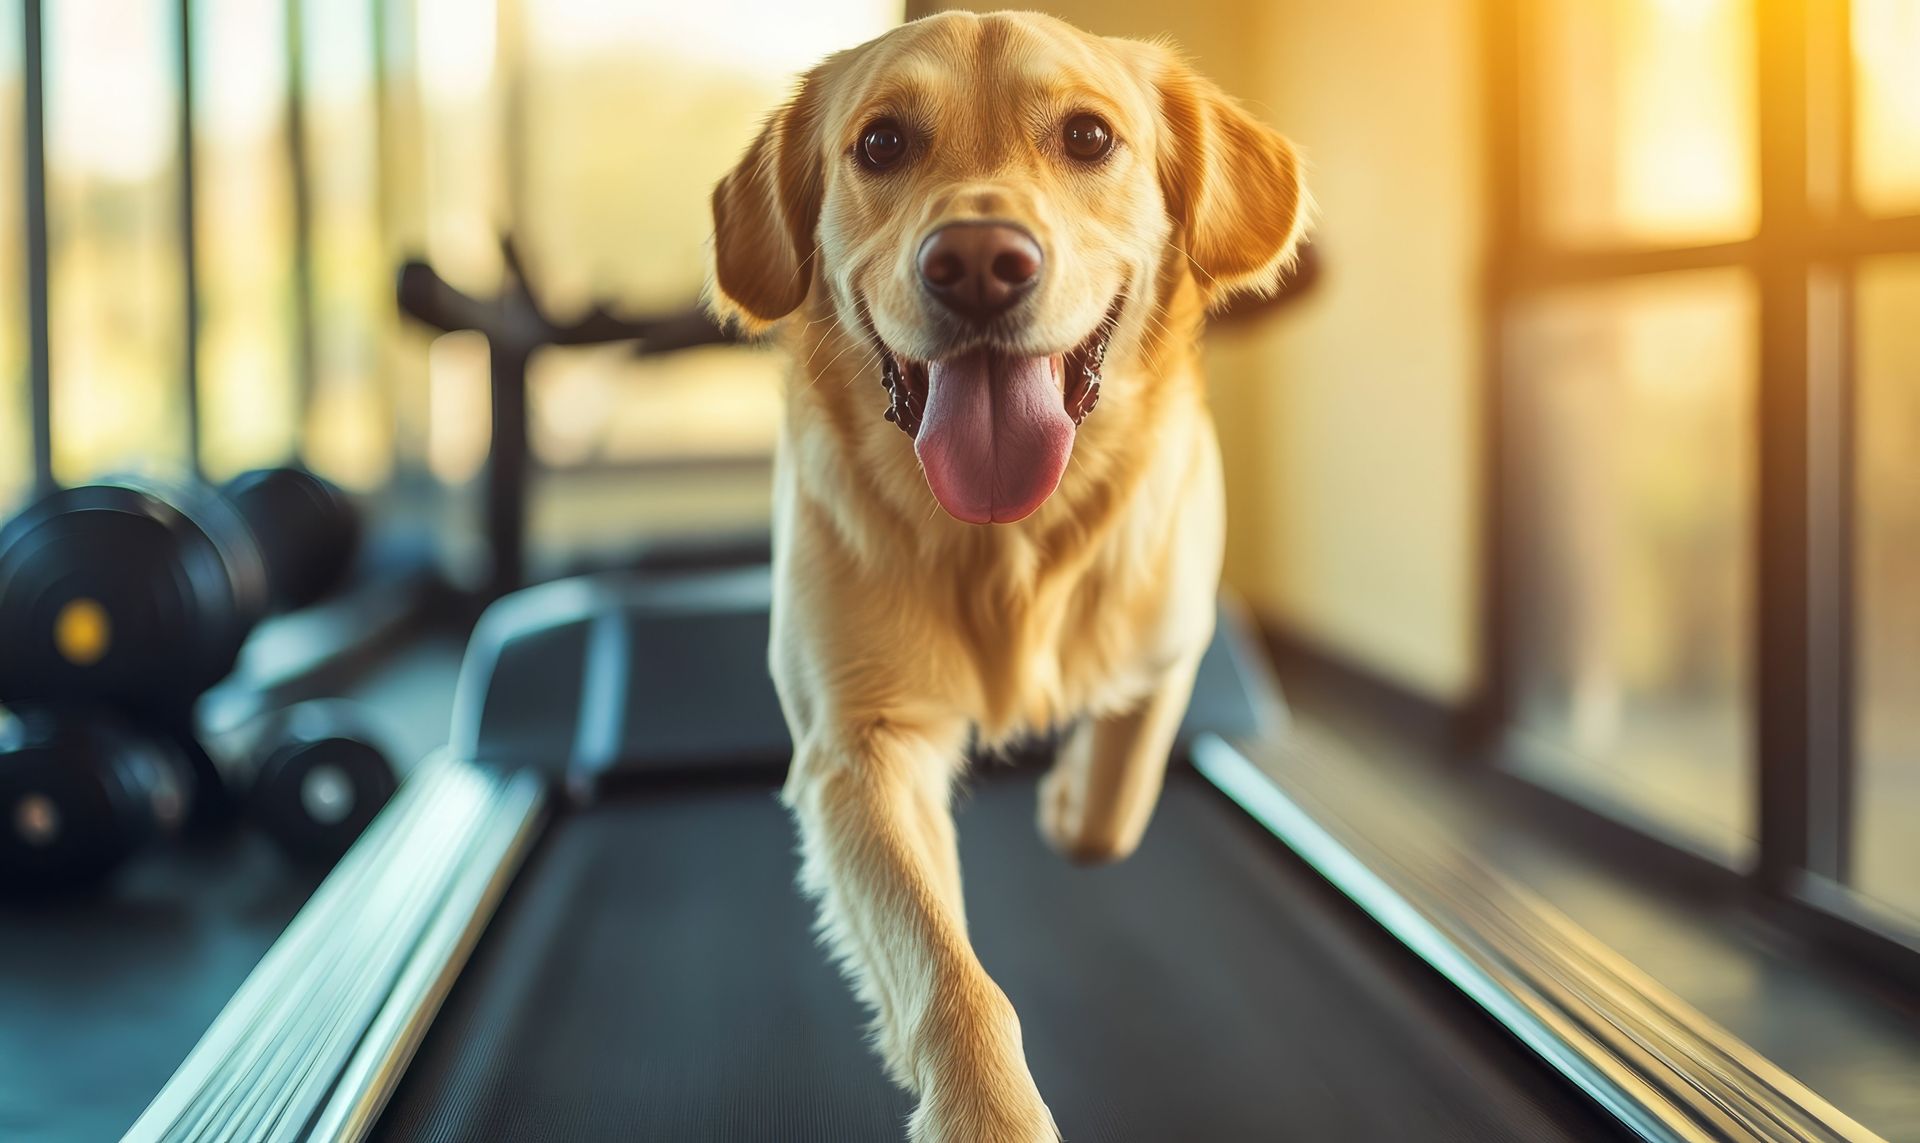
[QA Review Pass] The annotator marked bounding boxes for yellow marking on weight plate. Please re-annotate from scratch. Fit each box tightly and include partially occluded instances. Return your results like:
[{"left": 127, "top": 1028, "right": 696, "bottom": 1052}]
[{"left": 54, "top": 597, "right": 111, "bottom": 666}]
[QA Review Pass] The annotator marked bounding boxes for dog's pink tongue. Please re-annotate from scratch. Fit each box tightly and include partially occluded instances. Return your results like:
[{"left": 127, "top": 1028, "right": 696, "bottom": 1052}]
[{"left": 915, "top": 348, "right": 1076, "bottom": 524}]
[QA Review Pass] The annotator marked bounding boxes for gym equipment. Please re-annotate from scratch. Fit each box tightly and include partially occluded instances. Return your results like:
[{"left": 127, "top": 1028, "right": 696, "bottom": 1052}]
[
  {"left": 222, "top": 467, "right": 362, "bottom": 614},
  {"left": 0, "top": 695, "right": 398, "bottom": 896},
  {"left": 0, "top": 467, "right": 358, "bottom": 713},
  {"left": 395, "top": 237, "right": 734, "bottom": 599},
  {"left": 0, "top": 702, "right": 193, "bottom": 895},
  {"left": 0, "top": 468, "right": 368, "bottom": 893},
  {"left": 126, "top": 565, "right": 1647, "bottom": 1142},
  {"left": 0, "top": 467, "right": 360, "bottom": 819},
  {"left": 217, "top": 699, "right": 400, "bottom": 867}
]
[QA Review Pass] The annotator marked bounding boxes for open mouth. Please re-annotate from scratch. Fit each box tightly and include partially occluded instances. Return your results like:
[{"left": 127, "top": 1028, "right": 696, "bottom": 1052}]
[{"left": 874, "top": 298, "right": 1121, "bottom": 525}]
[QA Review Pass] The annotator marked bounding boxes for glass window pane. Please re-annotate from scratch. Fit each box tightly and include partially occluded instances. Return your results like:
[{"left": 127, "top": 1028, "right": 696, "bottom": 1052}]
[
  {"left": 1526, "top": 0, "right": 1759, "bottom": 247},
  {"left": 193, "top": 0, "right": 300, "bottom": 480},
  {"left": 46, "top": 0, "right": 187, "bottom": 483},
  {"left": 1853, "top": 0, "right": 1920, "bottom": 216},
  {"left": 517, "top": 0, "right": 899, "bottom": 472},
  {"left": 416, "top": 0, "right": 503, "bottom": 296},
  {"left": 1505, "top": 269, "right": 1757, "bottom": 855},
  {"left": 377, "top": 0, "right": 430, "bottom": 479},
  {"left": 0, "top": 0, "right": 26, "bottom": 512},
  {"left": 1852, "top": 256, "right": 1920, "bottom": 923},
  {"left": 413, "top": 0, "right": 502, "bottom": 487},
  {"left": 302, "top": 0, "right": 392, "bottom": 491}
]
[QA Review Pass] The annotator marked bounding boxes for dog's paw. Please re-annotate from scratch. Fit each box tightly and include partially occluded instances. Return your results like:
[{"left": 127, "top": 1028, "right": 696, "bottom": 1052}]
[
  {"left": 908, "top": 1074, "right": 1059, "bottom": 1143},
  {"left": 907, "top": 988, "right": 1060, "bottom": 1143},
  {"left": 1036, "top": 765, "right": 1134, "bottom": 866}
]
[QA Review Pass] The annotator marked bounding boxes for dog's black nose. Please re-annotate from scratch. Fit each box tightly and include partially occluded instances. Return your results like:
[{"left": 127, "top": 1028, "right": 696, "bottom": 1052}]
[{"left": 917, "top": 222, "right": 1041, "bottom": 322}]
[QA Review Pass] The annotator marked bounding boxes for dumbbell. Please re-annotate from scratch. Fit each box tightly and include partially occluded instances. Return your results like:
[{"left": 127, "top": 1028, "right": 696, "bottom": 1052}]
[
  {"left": 0, "top": 468, "right": 360, "bottom": 819},
  {"left": 0, "top": 467, "right": 359, "bottom": 711},
  {"left": 0, "top": 699, "right": 399, "bottom": 896},
  {"left": 212, "top": 700, "right": 400, "bottom": 867},
  {"left": 0, "top": 702, "right": 194, "bottom": 897}
]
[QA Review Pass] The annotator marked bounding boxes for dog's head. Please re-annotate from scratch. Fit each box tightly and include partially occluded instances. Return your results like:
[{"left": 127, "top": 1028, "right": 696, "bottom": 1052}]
[{"left": 710, "top": 10, "right": 1306, "bottom": 525}]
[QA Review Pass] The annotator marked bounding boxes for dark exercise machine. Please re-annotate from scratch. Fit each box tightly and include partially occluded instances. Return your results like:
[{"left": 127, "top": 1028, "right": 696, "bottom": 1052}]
[{"left": 107, "top": 245, "right": 1669, "bottom": 1142}]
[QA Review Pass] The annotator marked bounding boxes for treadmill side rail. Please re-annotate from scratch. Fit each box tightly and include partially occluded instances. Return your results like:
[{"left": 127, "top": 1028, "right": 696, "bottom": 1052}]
[
  {"left": 120, "top": 755, "right": 547, "bottom": 1143},
  {"left": 1194, "top": 734, "right": 1890, "bottom": 1143}
]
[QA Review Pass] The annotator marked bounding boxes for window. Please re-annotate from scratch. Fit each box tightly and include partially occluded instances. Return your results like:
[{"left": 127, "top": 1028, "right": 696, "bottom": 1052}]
[
  {"left": 1852, "top": 0, "right": 1920, "bottom": 216},
  {"left": 192, "top": 0, "right": 301, "bottom": 481},
  {"left": 13, "top": 0, "right": 405, "bottom": 506},
  {"left": 1504, "top": 270, "right": 1756, "bottom": 856},
  {"left": 5, "top": 0, "right": 906, "bottom": 572},
  {"left": 300, "top": 0, "right": 391, "bottom": 491},
  {"left": 1523, "top": 0, "right": 1758, "bottom": 247},
  {"left": 516, "top": 0, "right": 898, "bottom": 472},
  {"left": 1489, "top": 0, "right": 1920, "bottom": 961},
  {"left": 1851, "top": 255, "right": 1920, "bottom": 923},
  {"left": 45, "top": 0, "right": 187, "bottom": 484}
]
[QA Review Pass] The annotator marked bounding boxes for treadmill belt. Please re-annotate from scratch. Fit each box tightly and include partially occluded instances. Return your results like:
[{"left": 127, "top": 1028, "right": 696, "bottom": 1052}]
[{"left": 376, "top": 769, "right": 1627, "bottom": 1142}]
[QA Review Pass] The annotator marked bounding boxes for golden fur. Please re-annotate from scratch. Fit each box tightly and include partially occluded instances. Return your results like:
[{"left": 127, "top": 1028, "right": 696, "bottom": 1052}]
[{"left": 708, "top": 11, "right": 1306, "bottom": 1140}]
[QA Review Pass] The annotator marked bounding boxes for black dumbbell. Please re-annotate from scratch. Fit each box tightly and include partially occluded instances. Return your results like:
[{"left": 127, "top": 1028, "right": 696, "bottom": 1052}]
[
  {"left": 214, "top": 700, "right": 399, "bottom": 867},
  {"left": 221, "top": 467, "right": 360, "bottom": 614},
  {"left": 0, "top": 702, "right": 194, "bottom": 897},
  {"left": 0, "top": 469, "right": 360, "bottom": 819},
  {"left": 0, "top": 468, "right": 358, "bottom": 710},
  {"left": 0, "top": 698, "right": 399, "bottom": 896}
]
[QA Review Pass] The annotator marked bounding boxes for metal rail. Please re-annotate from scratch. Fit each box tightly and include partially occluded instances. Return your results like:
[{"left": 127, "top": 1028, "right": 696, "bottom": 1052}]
[
  {"left": 122, "top": 755, "right": 547, "bottom": 1143},
  {"left": 1194, "top": 732, "right": 1887, "bottom": 1143}
]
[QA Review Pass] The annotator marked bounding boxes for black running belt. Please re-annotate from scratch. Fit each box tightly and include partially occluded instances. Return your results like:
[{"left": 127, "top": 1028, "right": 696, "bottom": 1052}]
[{"left": 375, "top": 768, "right": 1630, "bottom": 1143}]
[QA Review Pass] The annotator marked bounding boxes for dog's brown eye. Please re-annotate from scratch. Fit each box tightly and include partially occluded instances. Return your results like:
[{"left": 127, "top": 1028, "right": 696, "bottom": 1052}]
[
  {"left": 858, "top": 120, "right": 908, "bottom": 170},
  {"left": 1062, "top": 114, "right": 1113, "bottom": 162}
]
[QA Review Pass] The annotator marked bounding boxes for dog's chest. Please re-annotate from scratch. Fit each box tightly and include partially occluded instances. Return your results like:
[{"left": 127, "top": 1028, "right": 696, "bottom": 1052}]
[{"left": 939, "top": 551, "right": 1180, "bottom": 742}]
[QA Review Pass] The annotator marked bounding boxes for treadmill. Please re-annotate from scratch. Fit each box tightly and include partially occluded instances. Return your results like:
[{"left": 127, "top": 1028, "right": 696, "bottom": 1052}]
[
  {"left": 109, "top": 250, "right": 1871, "bottom": 1143},
  {"left": 119, "top": 559, "right": 1646, "bottom": 1142}
]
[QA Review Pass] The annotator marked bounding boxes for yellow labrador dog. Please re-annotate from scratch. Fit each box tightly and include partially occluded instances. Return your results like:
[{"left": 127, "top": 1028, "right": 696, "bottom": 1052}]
[{"left": 708, "top": 11, "right": 1306, "bottom": 1140}]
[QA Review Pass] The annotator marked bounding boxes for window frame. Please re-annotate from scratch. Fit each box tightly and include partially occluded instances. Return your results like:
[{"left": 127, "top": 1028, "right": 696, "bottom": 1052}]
[{"left": 21, "top": 0, "right": 50, "bottom": 497}]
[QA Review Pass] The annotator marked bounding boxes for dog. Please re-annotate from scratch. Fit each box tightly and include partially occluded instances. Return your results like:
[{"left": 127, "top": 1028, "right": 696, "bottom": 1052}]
[{"left": 707, "top": 11, "right": 1306, "bottom": 1140}]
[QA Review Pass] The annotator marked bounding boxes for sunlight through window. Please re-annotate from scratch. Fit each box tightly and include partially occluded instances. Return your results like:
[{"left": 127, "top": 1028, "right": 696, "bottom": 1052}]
[
  {"left": 1528, "top": 0, "right": 1759, "bottom": 247},
  {"left": 1853, "top": 0, "right": 1920, "bottom": 216},
  {"left": 46, "top": 0, "right": 188, "bottom": 483},
  {"left": 517, "top": 0, "right": 901, "bottom": 476},
  {"left": 1852, "top": 256, "right": 1920, "bottom": 923},
  {"left": 193, "top": 0, "right": 301, "bottom": 480},
  {"left": 1506, "top": 270, "right": 1757, "bottom": 854}
]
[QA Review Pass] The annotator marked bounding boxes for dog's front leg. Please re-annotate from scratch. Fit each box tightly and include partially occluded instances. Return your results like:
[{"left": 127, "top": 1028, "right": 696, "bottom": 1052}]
[{"left": 785, "top": 719, "right": 1058, "bottom": 1143}]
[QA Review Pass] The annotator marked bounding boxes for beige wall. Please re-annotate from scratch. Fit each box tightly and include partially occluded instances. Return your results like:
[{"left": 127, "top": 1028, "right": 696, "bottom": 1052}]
[
  {"left": 1229, "top": 1, "right": 1485, "bottom": 703},
  {"left": 911, "top": 1, "right": 1486, "bottom": 704}
]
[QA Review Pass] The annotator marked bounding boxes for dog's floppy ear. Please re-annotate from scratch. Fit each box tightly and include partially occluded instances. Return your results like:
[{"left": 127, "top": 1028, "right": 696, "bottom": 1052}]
[
  {"left": 1150, "top": 48, "right": 1308, "bottom": 303},
  {"left": 709, "top": 71, "right": 826, "bottom": 332}
]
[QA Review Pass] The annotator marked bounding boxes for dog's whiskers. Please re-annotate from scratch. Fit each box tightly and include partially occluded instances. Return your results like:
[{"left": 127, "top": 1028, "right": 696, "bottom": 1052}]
[
  {"left": 802, "top": 324, "right": 848, "bottom": 371},
  {"left": 1168, "top": 239, "right": 1221, "bottom": 291},
  {"left": 780, "top": 238, "right": 827, "bottom": 298},
  {"left": 843, "top": 349, "right": 884, "bottom": 388},
  {"left": 812, "top": 329, "right": 875, "bottom": 382}
]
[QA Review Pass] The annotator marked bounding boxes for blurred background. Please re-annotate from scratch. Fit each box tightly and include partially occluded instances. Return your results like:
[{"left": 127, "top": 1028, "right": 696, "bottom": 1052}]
[{"left": 1, "top": 0, "right": 1918, "bottom": 1043}]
